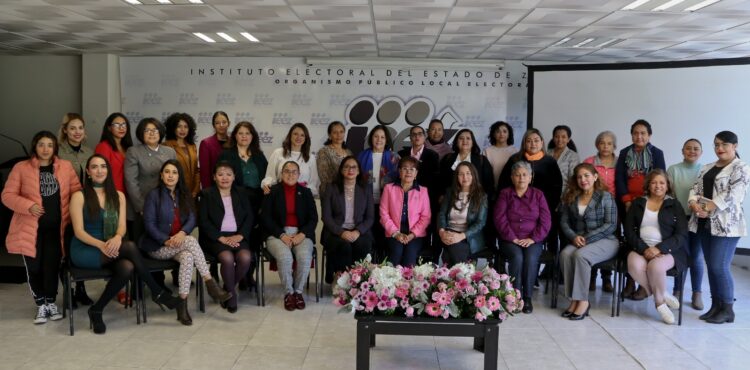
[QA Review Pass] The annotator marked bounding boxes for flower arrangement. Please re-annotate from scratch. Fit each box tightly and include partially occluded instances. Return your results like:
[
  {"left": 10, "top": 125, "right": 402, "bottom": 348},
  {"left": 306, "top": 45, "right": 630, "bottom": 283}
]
[{"left": 333, "top": 255, "right": 523, "bottom": 321}]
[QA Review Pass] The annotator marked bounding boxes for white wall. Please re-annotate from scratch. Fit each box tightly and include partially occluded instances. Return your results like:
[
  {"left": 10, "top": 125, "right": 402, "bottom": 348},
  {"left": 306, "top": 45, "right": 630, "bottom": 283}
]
[{"left": 0, "top": 55, "right": 82, "bottom": 163}]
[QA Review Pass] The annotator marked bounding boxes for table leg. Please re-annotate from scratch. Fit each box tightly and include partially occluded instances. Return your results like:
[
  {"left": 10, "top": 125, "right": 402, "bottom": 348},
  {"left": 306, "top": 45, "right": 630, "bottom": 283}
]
[
  {"left": 483, "top": 324, "right": 499, "bottom": 370},
  {"left": 356, "top": 320, "right": 371, "bottom": 370}
]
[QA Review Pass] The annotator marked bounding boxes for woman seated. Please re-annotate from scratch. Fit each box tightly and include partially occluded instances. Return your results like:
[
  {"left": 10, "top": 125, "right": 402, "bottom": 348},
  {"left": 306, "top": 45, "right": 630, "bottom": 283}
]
[
  {"left": 69, "top": 155, "right": 182, "bottom": 334},
  {"left": 380, "top": 156, "right": 431, "bottom": 267},
  {"left": 559, "top": 163, "right": 619, "bottom": 321},
  {"left": 321, "top": 156, "right": 374, "bottom": 284},
  {"left": 199, "top": 161, "right": 254, "bottom": 313},
  {"left": 625, "top": 169, "right": 687, "bottom": 325},
  {"left": 261, "top": 161, "right": 318, "bottom": 311},
  {"left": 436, "top": 162, "right": 487, "bottom": 266},
  {"left": 494, "top": 161, "right": 551, "bottom": 313},
  {"left": 141, "top": 160, "right": 232, "bottom": 325}
]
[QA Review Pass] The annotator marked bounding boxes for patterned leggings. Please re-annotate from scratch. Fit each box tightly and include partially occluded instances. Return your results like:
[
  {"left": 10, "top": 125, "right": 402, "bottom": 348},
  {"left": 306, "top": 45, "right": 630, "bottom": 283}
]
[{"left": 149, "top": 236, "right": 210, "bottom": 296}]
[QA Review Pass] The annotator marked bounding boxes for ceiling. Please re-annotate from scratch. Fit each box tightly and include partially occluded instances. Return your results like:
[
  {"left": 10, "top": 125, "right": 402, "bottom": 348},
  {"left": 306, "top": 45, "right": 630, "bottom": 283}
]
[{"left": 3, "top": 0, "right": 750, "bottom": 62}]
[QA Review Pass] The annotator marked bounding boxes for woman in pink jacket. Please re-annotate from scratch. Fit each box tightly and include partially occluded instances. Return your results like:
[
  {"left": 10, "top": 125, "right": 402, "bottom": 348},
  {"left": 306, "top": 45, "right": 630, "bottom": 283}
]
[
  {"left": 380, "top": 156, "right": 431, "bottom": 267},
  {"left": 2, "top": 131, "right": 81, "bottom": 325}
]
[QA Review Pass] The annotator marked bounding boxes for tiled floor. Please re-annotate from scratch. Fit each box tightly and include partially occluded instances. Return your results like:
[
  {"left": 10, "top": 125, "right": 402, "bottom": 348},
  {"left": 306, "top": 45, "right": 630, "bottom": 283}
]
[{"left": 1, "top": 261, "right": 749, "bottom": 370}]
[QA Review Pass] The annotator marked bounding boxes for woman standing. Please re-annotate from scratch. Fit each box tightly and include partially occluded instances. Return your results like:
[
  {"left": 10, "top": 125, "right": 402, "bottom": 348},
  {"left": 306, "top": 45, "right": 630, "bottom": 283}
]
[
  {"left": 380, "top": 156, "right": 431, "bottom": 267},
  {"left": 141, "top": 160, "right": 232, "bottom": 325},
  {"left": 559, "top": 163, "right": 619, "bottom": 320},
  {"left": 163, "top": 113, "right": 200, "bottom": 198},
  {"left": 2, "top": 131, "right": 81, "bottom": 324},
  {"left": 199, "top": 111, "right": 231, "bottom": 190},
  {"left": 124, "top": 118, "right": 176, "bottom": 240},
  {"left": 321, "top": 156, "right": 374, "bottom": 284},
  {"left": 317, "top": 121, "right": 352, "bottom": 196},
  {"left": 69, "top": 155, "right": 182, "bottom": 333},
  {"left": 583, "top": 131, "right": 618, "bottom": 293},
  {"left": 625, "top": 169, "right": 687, "bottom": 325},
  {"left": 357, "top": 125, "right": 399, "bottom": 258},
  {"left": 483, "top": 121, "right": 517, "bottom": 190},
  {"left": 199, "top": 162, "right": 255, "bottom": 313},
  {"left": 436, "top": 162, "right": 487, "bottom": 266},
  {"left": 495, "top": 161, "right": 550, "bottom": 313},
  {"left": 667, "top": 138, "right": 704, "bottom": 310},
  {"left": 95, "top": 113, "right": 133, "bottom": 193},
  {"left": 547, "top": 125, "right": 580, "bottom": 196},
  {"left": 688, "top": 131, "right": 750, "bottom": 324},
  {"left": 439, "top": 129, "right": 495, "bottom": 199},
  {"left": 616, "top": 119, "right": 666, "bottom": 299},
  {"left": 262, "top": 122, "right": 319, "bottom": 197},
  {"left": 57, "top": 113, "right": 95, "bottom": 307},
  {"left": 261, "top": 161, "right": 318, "bottom": 311}
]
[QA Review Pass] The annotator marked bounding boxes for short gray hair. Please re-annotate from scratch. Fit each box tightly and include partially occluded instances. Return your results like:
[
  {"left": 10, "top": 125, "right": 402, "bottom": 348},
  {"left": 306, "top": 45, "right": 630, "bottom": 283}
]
[
  {"left": 511, "top": 161, "right": 533, "bottom": 176},
  {"left": 595, "top": 131, "right": 617, "bottom": 149}
]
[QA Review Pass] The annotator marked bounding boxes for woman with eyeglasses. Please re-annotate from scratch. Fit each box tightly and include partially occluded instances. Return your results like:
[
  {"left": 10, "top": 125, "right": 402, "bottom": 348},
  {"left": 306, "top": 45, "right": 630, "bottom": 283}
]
[
  {"left": 321, "top": 156, "right": 374, "bottom": 283},
  {"left": 687, "top": 131, "right": 750, "bottom": 324},
  {"left": 261, "top": 161, "right": 318, "bottom": 311},
  {"left": 380, "top": 156, "right": 431, "bottom": 267},
  {"left": 95, "top": 113, "right": 133, "bottom": 194}
]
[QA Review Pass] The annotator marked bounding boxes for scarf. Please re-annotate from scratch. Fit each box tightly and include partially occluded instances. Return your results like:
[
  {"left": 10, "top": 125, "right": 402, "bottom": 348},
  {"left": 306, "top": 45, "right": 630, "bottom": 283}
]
[
  {"left": 357, "top": 148, "right": 396, "bottom": 186},
  {"left": 625, "top": 144, "right": 654, "bottom": 177},
  {"left": 524, "top": 151, "right": 544, "bottom": 161}
]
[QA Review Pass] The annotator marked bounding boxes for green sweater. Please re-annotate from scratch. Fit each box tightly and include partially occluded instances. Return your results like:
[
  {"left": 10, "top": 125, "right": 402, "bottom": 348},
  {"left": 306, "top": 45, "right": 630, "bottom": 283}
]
[{"left": 667, "top": 161, "right": 701, "bottom": 216}]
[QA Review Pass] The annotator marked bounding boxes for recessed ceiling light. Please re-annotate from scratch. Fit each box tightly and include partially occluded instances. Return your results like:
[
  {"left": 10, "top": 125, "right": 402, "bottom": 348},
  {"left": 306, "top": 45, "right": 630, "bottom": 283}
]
[
  {"left": 193, "top": 32, "right": 215, "bottom": 43},
  {"left": 573, "top": 38, "right": 595, "bottom": 48},
  {"left": 551, "top": 37, "right": 571, "bottom": 47},
  {"left": 124, "top": 0, "right": 142, "bottom": 4},
  {"left": 240, "top": 32, "right": 259, "bottom": 42},
  {"left": 157, "top": 0, "right": 172, "bottom": 4},
  {"left": 594, "top": 39, "right": 619, "bottom": 48},
  {"left": 188, "top": 0, "right": 204, "bottom": 3},
  {"left": 653, "top": 0, "right": 685, "bottom": 11},
  {"left": 685, "top": 0, "right": 721, "bottom": 11},
  {"left": 217, "top": 33, "right": 237, "bottom": 42},
  {"left": 621, "top": 0, "right": 651, "bottom": 10}
]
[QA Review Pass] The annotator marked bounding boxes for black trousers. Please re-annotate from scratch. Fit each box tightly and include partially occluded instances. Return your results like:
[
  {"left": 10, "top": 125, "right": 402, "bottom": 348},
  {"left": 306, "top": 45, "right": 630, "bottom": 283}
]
[
  {"left": 435, "top": 239, "right": 471, "bottom": 267},
  {"left": 323, "top": 230, "right": 373, "bottom": 281},
  {"left": 24, "top": 225, "right": 61, "bottom": 305}
]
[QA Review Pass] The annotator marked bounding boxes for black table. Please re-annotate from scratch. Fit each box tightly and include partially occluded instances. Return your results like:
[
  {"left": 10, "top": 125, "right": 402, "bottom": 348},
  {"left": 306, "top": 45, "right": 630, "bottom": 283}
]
[{"left": 355, "top": 314, "right": 500, "bottom": 370}]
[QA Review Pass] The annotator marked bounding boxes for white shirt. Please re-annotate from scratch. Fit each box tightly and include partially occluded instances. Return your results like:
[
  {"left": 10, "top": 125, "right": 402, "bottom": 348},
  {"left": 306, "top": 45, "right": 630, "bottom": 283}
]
[
  {"left": 262, "top": 147, "right": 319, "bottom": 197},
  {"left": 640, "top": 208, "right": 662, "bottom": 247},
  {"left": 372, "top": 152, "right": 383, "bottom": 204}
]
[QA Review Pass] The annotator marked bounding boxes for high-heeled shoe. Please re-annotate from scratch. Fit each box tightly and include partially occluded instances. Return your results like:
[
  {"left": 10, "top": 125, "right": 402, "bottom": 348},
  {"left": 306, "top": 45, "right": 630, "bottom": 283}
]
[
  {"left": 561, "top": 310, "right": 574, "bottom": 318},
  {"left": 569, "top": 307, "right": 590, "bottom": 321},
  {"left": 88, "top": 307, "right": 106, "bottom": 334},
  {"left": 205, "top": 279, "right": 232, "bottom": 303},
  {"left": 152, "top": 290, "right": 182, "bottom": 311},
  {"left": 176, "top": 298, "right": 192, "bottom": 326}
]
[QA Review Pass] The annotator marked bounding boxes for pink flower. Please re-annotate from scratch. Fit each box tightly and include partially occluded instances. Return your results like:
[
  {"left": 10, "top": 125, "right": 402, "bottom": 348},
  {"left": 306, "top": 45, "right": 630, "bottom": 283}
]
[
  {"left": 359, "top": 282, "right": 371, "bottom": 291},
  {"left": 425, "top": 303, "right": 441, "bottom": 317},
  {"left": 388, "top": 298, "right": 398, "bottom": 308},
  {"left": 442, "top": 309, "right": 450, "bottom": 319},
  {"left": 498, "top": 312, "right": 508, "bottom": 321},
  {"left": 395, "top": 287, "right": 409, "bottom": 300},
  {"left": 456, "top": 278, "right": 469, "bottom": 291},
  {"left": 351, "top": 273, "right": 362, "bottom": 284},
  {"left": 449, "top": 268, "right": 460, "bottom": 279},
  {"left": 489, "top": 280, "right": 501, "bottom": 290},
  {"left": 429, "top": 274, "right": 438, "bottom": 284},
  {"left": 437, "top": 282, "right": 448, "bottom": 292},
  {"left": 405, "top": 306, "right": 415, "bottom": 317},
  {"left": 478, "top": 284, "right": 489, "bottom": 295},
  {"left": 487, "top": 296, "right": 501, "bottom": 311},
  {"left": 349, "top": 288, "right": 359, "bottom": 297},
  {"left": 471, "top": 271, "right": 483, "bottom": 282},
  {"left": 475, "top": 295, "right": 486, "bottom": 308},
  {"left": 364, "top": 291, "right": 378, "bottom": 310},
  {"left": 377, "top": 300, "right": 388, "bottom": 311},
  {"left": 400, "top": 299, "right": 410, "bottom": 309},
  {"left": 475, "top": 312, "right": 486, "bottom": 321},
  {"left": 401, "top": 267, "right": 414, "bottom": 280}
]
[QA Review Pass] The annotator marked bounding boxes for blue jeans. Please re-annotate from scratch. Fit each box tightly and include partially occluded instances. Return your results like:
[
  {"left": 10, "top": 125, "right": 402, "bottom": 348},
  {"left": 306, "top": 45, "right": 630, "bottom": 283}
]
[
  {"left": 698, "top": 228, "right": 739, "bottom": 304},
  {"left": 386, "top": 237, "right": 422, "bottom": 267},
  {"left": 500, "top": 241, "right": 542, "bottom": 299},
  {"left": 687, "top": 231, "right": 704, "bottom": 293}
]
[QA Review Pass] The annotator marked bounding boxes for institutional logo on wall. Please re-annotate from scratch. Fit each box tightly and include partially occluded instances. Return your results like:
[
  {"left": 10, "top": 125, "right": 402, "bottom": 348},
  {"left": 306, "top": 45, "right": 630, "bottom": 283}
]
[{"left": 179, "top": 93, "right": 199, "bottom": 105}]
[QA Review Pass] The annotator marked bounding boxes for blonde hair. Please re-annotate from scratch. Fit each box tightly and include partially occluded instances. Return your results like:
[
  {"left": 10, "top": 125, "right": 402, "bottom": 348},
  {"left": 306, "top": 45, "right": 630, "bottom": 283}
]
[{"left": 59, "top": 113, "right": 86, "bottom": 144}]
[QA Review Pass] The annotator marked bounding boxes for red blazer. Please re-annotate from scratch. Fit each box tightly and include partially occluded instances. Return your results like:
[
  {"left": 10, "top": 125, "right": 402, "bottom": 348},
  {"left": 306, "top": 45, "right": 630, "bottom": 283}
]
[{"left": 95, "top": 141, "right": 126, "bottom": 192}]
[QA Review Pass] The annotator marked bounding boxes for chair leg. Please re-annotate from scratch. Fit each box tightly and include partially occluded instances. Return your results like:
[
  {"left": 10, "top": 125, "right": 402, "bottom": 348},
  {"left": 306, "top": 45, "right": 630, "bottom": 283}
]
[
  {"left": 255, "top": 254, "right": 261, "bottom": 307},
  {"left": 678, "top": 271, "right": 685, "bottom": 326},
  {"left": 139, "top": 278, "right": 148, "bottom": 324},
  {"left": 196, "top": 272, "right": 205, "bottom": 313},
  {"left": 65, "top": 275, "right": 74, "bottom": 336},
  {"left": 319, "top": 249, "right": 326, "bottom": 299},
  {"left": 315, "top": 251, "right": 319, "bottom": 303},
  {"left": 260, "top": 253, "right": 266, "bottom": 307}
]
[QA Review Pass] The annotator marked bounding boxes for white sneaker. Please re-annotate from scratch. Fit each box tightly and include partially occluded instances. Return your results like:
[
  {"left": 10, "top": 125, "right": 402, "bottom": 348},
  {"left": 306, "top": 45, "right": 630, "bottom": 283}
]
[
  {"left": 664, "top": 293, "right": 680, "bottom": 310},
  {"left": 657, "top": 303, "right": 675, "bottom": 325},
  {"left": 46, "top": 303, "right": 63, "bottom": 321},
  {"left": 33, "top": 305, "right": 48, "bottom": 324}
]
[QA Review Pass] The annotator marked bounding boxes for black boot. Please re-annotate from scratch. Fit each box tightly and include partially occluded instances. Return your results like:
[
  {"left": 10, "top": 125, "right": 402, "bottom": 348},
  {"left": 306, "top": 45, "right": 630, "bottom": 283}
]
[
  {"left": 706, "top": 302, "right": 735, "bottom": 324},
  {"left": 152, "top": 290, "right": 182, "bottom": 310},
  {"left": 74, "top": 282, "right": 94, "bottom": 306},
  {"left": 699, "top": 298, "right": 721, "bottom": 320},
  {"left": 88, "top": 307, "right": 106, "bottom": 334},
  {"left": 176, "top": 298, "right": 192, "bottom": 326}
]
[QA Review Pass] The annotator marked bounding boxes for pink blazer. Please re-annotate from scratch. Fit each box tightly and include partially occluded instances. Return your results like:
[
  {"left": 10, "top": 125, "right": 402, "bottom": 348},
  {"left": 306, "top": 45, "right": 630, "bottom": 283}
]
[{"left": 379, "top": 183, "right": 431, "bottom": 238}]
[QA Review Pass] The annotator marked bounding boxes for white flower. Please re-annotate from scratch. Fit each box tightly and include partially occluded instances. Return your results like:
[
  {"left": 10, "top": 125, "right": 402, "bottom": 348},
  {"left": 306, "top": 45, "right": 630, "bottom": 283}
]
[
  {"left": 370, "top": 265, "right": 402, "bottom": 293},
  {"left": 413, "top": 263, "right": 435, "bottom": 280},
  {"left": 451, "top": 263, "right": 475, "bottom": 279},
  {"left": 336, "top": 271, "right": 351, "bottom": 290},
  {"left": 364, "top": 254, "right": 372, "bottom": 263}
]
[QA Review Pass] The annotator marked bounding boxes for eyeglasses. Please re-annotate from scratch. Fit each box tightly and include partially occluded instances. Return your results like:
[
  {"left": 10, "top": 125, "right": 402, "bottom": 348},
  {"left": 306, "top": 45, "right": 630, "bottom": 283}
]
[
  {"left": 343, "top": 165, "right": 358, "bottom": 171},
  {"left": 400, "top": 167, "right": 417, "bottom": 173},
  {"left": 111, "top": 123, "right": 127, "bottom": 129},
  {"left": 410, "top": 132, "right": 425, "bottom": 138},
  {"left": 282, "top": 170, "right": 299, "bottom": 175},
  {"left": 144, "top": 128, "right": 159, "bottom": 134}
]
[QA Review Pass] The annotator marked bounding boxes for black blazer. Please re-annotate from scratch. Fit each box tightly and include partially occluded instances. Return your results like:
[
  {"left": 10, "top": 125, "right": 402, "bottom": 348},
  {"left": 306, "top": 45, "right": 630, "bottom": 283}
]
[
  {"left": 498, "top": 153, "right": 562, "bottom": 213},
  {"left": 438, "top": 152, "right": 495, "bottom": 200},
  {"left": 198, "top": 186, "right": 254, "bottom": 242},
  {"left": 398, "top": 146, "right": 440, "bottom": 197},
  {"left": 261, "top": 183, "right": 318, "bottom": 243},
  {"left": 321, "top": 183, "right": 374, "bottom": 237},
  {"left": 218, "top": 148, "right": 268, "bottom": 189},
  {"left": 624, "top": 196, "right": 688, "bottom": 272}
]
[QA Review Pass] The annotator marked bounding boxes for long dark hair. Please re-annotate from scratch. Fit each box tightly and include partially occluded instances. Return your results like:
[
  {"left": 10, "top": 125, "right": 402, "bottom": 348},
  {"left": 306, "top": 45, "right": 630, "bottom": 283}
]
[
  {"left": 227, "top": 121, "right": 262, "bottom": 156},
  {"left": 334, "top": 155, "right": 366, "bottom": 192},
  {"left": 547, "top": 125, "right": 577, "bottom": 152},
  {"left": 450, "top": 162, "right": 485, "bottom": 214},
  {"left": 164, "top": 112, "right": 197, "bottom": 144},
  {"left": 99, "top": 112, "right": 133, "bottom": 151},
  {"left": 716, "top": 131, "right": 740, "bottom": 159},
  {"left": 157, "top": 160, "right": 194, "bottom": 217},
  {"left": 451, "top": 128, "right": 481, "bottom": 156},
  {"left": 30, "top": 130, "right": 59, "bottom": 159},
  {"left": 323, "top": 121, "right": 347, "bottom": 148},
  {"left": 283, "top": 122, "right": 311, "bottom": 162},
  {"left": 83, "top": 154, "right": 120, "bottom": 217},
  {"left": 562, "top": 163, "right": 608, "bottom": 205},
  {"left": 367, "top": 125, "right": 393, "bottom": 150}
]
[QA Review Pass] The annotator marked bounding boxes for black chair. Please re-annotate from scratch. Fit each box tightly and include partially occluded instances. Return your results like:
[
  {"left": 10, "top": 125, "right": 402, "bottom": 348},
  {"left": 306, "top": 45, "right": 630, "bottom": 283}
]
[
  {"left": 538, "top": 242, "right": 560, "bottom": 309},
  {"left": 61, "top": 243, "right": 136, "bottom": 336},
  {"left": 259, "top": 241, "right": 319, "bottom": 306},
  {"left": 138, "top": 257, "right": 181, "bottom": 323},
  {"left": 591, "top": 256, "right": 621, "bottom": 317}
]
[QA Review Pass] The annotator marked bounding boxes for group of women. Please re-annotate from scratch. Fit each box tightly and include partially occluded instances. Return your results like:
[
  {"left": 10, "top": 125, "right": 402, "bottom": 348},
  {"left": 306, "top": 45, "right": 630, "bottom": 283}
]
[{"left": 2, "top": 112, "right": 747, "bottom": 334}]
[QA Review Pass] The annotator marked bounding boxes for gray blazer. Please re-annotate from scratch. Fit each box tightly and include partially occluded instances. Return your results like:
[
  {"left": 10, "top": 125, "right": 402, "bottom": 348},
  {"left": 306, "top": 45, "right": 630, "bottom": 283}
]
[
  {"left": 124, "top": 144, "right": 176, "bottom": 214},
  {"left": 321, "top": 183, "right": 374, "bottom": 236}
]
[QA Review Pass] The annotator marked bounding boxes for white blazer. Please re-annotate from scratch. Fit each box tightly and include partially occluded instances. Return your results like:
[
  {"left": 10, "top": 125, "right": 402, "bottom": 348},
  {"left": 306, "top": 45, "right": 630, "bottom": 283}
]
[{"left": 688, "top": 158, "right": 750, "bottom": 237}]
